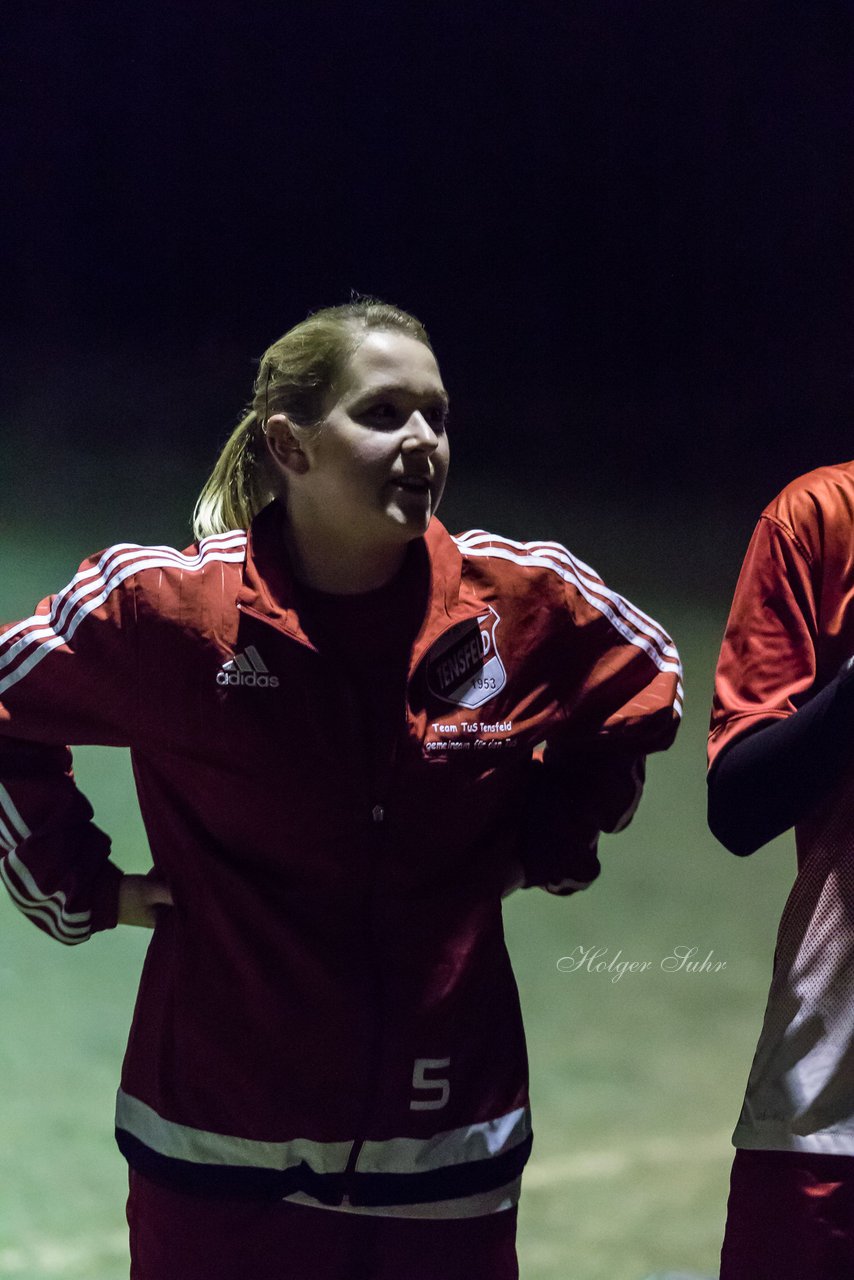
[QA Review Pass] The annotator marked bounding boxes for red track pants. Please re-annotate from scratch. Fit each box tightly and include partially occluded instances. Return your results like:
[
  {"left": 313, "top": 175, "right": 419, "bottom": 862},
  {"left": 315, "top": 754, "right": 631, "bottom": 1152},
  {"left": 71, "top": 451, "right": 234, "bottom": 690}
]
[
  {"left": 720, "top": 1148, "right": 854, "bottom": 1280},
  {"left": 127, "top": 1171, "right": 519, "bottom": 1280}
]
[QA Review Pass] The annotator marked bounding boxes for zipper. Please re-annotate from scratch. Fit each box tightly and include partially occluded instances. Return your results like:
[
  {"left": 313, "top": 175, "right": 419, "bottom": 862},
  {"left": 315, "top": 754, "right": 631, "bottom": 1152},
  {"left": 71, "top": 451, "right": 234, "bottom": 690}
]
[
  {"left": 338, "top": 668, "right": 405, "bottom": 1204},
  {"left": 338, "top": 665, "right": 414, "bottom": 1203}
]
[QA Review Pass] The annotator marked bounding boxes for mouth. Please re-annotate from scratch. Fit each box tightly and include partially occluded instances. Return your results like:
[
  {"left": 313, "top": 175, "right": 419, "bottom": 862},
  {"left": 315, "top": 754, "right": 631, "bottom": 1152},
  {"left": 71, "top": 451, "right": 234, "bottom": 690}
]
[{"left": 391, "top": 475, "right": 431, "bottom": 495}]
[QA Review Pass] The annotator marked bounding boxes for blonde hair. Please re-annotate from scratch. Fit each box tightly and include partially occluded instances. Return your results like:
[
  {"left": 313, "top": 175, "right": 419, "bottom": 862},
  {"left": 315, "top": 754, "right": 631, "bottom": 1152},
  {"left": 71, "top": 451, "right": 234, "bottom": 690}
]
[{"left": 192, "top": 299, "right": 432, "bottom": 539}]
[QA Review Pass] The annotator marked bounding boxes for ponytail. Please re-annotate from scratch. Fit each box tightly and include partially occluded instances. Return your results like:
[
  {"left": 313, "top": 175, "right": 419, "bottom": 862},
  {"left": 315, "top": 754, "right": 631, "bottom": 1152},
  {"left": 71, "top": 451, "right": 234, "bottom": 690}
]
[{"left": 192, "top": 409, "right": 275, "bottom": 539}]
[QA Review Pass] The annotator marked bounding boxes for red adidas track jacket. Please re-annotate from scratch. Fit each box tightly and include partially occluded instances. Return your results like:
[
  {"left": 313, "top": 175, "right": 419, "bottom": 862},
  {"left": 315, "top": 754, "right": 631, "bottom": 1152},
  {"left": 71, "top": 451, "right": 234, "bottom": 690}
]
[{"left": 0, "top": 502, "right": 681, "bottom": 1217}]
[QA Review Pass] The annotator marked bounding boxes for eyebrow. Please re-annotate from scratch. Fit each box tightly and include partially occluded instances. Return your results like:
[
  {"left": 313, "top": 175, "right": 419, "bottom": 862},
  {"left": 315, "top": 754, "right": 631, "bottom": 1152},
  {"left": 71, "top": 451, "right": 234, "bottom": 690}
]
[{"left": 354, "top": 385, "right": 450, "bottom": 408}]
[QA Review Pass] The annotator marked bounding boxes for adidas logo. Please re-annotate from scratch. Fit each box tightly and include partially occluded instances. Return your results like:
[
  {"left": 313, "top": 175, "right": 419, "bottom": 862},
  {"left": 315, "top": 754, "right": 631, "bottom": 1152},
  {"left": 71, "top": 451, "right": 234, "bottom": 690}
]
[{"left": 216, "top": 645, "right": 280, "bottom": 689}]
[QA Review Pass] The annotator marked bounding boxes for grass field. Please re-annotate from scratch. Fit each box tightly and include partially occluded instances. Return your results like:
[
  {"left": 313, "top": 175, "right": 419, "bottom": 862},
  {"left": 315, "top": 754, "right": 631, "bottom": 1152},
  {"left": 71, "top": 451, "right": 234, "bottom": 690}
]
[{"left": 0, "top": 473, "right": 794, "bottom": 1279}]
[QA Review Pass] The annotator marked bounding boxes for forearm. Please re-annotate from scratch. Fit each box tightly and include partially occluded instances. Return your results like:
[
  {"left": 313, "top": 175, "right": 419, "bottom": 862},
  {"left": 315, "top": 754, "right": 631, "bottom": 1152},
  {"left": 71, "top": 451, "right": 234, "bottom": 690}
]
[
  {"left": 0, "top": 735, "right": 124, "bottom": 942},
  {"left": 707, "top": 659, "right": 854, "bottom": 855}
]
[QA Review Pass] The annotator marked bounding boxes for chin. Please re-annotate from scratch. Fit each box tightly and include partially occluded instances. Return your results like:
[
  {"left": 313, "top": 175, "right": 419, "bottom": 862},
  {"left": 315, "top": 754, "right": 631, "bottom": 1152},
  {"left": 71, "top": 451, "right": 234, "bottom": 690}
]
[{"left": 385, "top": 503, "right": 432, "bottom": 536}]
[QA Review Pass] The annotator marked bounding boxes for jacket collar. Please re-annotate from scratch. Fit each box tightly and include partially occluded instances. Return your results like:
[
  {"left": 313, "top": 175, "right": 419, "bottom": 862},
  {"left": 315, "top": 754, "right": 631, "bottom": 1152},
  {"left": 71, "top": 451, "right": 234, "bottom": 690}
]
[{"left": 237, "top": 500, "right": 483, "bottom": 653}]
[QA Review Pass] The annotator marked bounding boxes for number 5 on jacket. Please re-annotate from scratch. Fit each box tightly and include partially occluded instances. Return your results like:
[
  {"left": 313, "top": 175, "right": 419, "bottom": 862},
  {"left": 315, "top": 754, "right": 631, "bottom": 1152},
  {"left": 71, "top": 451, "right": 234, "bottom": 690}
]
[{"left": 410, "top": 1057, "right": 451, "bottom": 1111}]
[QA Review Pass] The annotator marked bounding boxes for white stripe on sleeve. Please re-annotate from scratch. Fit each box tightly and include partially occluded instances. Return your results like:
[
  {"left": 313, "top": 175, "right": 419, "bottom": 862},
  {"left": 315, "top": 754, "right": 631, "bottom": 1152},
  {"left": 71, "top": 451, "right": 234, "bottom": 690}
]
[
  {"left": 454, "top": 531, "right": 683, "bottom": 717},
  {"left": 0, "top": 536, "right": 247, "bottom": 697}
]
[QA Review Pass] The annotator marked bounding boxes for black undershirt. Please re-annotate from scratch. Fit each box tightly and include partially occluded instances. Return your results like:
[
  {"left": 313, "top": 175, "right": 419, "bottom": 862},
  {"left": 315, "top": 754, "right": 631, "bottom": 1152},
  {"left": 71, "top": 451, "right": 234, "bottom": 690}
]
[
  {"left": 296, "top": 546, "right": 428, "bottom": 782},
  {"left": 707, "top": 658, "right": 854, "bottom": 856}
]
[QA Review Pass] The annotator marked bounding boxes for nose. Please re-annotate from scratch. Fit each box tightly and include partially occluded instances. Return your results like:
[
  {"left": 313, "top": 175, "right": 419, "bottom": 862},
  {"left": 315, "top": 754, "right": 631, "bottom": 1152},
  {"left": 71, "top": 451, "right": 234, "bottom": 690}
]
[{"left": 402, "top": 411, "right": 439, "bottom": 451}]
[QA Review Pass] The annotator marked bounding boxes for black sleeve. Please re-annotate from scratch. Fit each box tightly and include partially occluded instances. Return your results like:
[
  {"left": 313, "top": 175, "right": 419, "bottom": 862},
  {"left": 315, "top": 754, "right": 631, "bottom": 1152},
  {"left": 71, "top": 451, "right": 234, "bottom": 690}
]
[{"left": 707, "top": 658, "right": 854, "bottom": 856}]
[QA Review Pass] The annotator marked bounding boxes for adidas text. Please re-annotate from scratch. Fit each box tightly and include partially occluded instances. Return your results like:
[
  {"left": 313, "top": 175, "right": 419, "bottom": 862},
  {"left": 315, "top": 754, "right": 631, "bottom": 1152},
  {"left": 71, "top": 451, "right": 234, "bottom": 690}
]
[{"left": 216, "top": 670, "right": 280, "bottom": 689}]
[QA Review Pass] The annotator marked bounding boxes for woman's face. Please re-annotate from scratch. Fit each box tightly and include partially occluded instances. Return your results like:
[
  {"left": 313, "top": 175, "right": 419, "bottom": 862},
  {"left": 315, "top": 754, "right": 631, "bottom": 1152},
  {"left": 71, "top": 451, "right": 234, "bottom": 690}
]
[{"left": 277, "top": 329, "right": 450, "bottom": 550}]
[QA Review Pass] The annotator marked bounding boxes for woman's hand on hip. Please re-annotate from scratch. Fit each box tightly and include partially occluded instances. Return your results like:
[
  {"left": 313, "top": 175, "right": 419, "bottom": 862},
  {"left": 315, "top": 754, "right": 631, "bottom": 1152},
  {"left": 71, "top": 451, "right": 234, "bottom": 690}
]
[{"left": 118, "top": 874, "right": 174, "bottom": 928}]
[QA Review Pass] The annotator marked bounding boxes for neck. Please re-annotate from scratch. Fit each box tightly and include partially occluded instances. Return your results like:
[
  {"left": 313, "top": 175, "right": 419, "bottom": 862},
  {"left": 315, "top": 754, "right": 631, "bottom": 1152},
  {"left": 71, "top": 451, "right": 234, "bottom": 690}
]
[{"left": 283, "top": 523, "right": 409, "bottom": 594}]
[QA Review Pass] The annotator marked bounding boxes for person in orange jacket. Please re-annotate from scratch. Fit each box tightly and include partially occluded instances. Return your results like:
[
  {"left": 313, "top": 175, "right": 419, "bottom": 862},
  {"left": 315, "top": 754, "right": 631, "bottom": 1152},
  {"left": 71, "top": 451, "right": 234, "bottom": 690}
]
[
  {"left": 709, "top": 463, "right": 854, "bottom": 1279},
  {"left": 0, "top": 298, "right": 681, "bottom": 1279}
]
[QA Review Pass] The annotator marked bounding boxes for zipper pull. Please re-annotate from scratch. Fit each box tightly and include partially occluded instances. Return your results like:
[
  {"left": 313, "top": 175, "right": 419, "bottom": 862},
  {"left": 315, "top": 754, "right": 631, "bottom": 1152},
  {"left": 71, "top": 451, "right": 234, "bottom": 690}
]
[{"left": 371, "top": 804, "right": 385, "bottom": 824}]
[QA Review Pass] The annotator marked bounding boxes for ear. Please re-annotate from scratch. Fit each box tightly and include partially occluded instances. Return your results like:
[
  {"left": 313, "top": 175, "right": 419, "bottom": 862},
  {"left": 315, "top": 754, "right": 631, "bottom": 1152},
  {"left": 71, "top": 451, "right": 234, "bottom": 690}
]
[{"left": 265, "top": 413, "right": 310, "bottom": 476}]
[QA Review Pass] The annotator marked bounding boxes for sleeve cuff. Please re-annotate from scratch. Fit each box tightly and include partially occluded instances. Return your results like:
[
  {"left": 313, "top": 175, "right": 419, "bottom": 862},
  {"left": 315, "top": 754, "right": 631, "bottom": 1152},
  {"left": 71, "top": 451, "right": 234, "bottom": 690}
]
[{"left": 89, "top": 860, "right": 125, "bottom": 933}]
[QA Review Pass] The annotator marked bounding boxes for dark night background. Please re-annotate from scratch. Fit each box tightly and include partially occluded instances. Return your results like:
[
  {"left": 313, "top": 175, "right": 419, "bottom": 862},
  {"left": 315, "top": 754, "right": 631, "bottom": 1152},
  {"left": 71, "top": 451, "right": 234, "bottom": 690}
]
[
  {"left": 2, "top": 1, "right": 852, "bottom": 600},
  {"left": 0, "top": 9, "right": 851, "bottom": 1272}
]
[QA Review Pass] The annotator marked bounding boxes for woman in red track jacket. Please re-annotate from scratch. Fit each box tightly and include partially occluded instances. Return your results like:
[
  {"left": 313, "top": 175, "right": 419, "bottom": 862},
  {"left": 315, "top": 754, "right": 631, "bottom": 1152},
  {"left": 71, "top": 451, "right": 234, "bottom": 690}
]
[{"left": 0, "top": 300, "right": 681, "bottom": 1279}]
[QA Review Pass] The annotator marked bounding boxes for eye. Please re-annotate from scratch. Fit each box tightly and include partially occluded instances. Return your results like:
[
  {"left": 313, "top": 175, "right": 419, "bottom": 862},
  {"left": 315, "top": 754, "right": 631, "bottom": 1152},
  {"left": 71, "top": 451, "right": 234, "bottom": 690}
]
[
  {"left": 356, "top": 399, "right": 449, "bottom": 432},
  {"left": 361, "top": 401, "right": 401, "bottom": 429},
  {"left": 426, "top": 405, "right": 449, "bottom": 431}
]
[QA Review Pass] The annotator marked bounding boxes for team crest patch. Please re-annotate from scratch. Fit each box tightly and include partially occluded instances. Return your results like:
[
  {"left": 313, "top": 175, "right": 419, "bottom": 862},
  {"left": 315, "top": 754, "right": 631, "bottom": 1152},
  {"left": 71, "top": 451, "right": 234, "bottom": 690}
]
[{"left": 426, "top": 608, "right": 506, "bottom": 709}]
